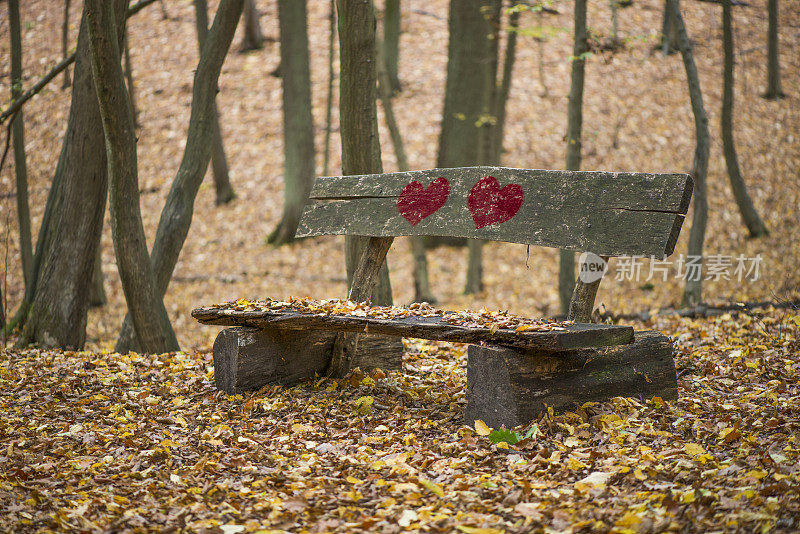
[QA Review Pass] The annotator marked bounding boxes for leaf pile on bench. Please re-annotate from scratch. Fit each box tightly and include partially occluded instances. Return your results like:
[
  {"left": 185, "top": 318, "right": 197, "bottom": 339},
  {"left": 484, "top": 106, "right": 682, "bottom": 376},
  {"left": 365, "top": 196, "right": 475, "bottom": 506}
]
[{"left": 198, "top": 297, "right": 573, "bottom": 332}]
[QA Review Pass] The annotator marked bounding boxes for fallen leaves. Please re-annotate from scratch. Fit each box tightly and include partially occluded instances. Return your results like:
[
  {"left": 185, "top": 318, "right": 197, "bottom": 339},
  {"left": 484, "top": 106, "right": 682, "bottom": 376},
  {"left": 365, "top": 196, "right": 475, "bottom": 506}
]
[{"left": 1, "top": 307, "right": 798, "bottom": 532}]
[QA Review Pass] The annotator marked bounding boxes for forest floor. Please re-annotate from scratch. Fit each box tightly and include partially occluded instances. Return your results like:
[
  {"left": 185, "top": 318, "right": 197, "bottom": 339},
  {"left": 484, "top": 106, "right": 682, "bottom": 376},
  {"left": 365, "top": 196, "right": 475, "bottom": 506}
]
[{"left": 0, "top": 0, "right": 799, "bottom": 531}]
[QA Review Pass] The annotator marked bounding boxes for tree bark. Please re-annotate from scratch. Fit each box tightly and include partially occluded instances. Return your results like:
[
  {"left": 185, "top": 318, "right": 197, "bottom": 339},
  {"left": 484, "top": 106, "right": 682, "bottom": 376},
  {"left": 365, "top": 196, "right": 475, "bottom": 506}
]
[
  {"left": 328, "top": 0, "right": 393, "bottom": 378},
  {"left": 721, "top": 0, "right": 768, "bottom": 238},
  {"left": 377, "top": 36, "right": 434, "bottom": 303},
  {"left": 123, "top": 27, "right": 139, "bottom": 127},
  {"left": 763, "top": 0, "right": 783, "bottom": 99},
  {"left": 9, "top": 0, "right": 33, "bottom": 292},
  {"left": 559, "top": 0, "right": 587, "bottom": 315},
  {"left": 268, "top": 0, "right": 316, "bottom": 246},
  {"left": 239, "top": 0, "right": 264, "bottom": 52},
  {"left": 671, "top": 0, "right": 709, "bottom": 307},
  {"left": 115, "top": 0, "right": 244, "bottom": 352},
  {"left": 492, "top": 1, "right": 519, "bottom": 164},
  {"left": 89, "top": 246, "right": 107, "bottom": 307},
  {"left": 17, "top": 0, "right": 129, "bottom": 350},
  {"left": 62, "top": 0, "right": 72, "bottom": 88},
  {"left": 383, "top": 0, "right": 401, "bottom": 93},
  {"left": 86, "top": 0, "right": 179, "bottom": 354},
  {"left": 464, "top": 0, "right": 501, "bottom": 296},
  {"left": 427, "top": 0, "right": 494, "bottom": 249},
  {"left": 194, "top": 0, "right": 236, "bottom": 206},
  {"left": 660, "top": 0, "right": 679, "bottom": 55},
  {"left": 322, "top": 0, "right": 336, "bottom": 176}
]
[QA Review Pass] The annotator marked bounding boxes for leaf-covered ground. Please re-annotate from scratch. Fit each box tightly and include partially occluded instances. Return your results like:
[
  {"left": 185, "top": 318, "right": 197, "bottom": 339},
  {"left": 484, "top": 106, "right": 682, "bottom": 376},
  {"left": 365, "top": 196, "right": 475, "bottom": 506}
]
[{"left": 2, "top": 307, "right": 799, "bottom": 532}]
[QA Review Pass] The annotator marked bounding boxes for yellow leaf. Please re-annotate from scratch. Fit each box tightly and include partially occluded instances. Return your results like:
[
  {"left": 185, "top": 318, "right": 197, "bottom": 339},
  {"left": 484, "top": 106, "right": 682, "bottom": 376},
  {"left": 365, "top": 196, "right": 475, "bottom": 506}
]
[
  {"left": 745, "top": 469, "right": 767, "bottom": 480},
  {"left": 353, "top": 396, "right": 374, "bottom": 415},
  {"left": 456, "top": 527, "right": 504, "bottom": 534},
  {"left": 566, "top": 457, "right": 587, "bottom": 470},
  {"left": 419, "top": 478, "right": 444, "bottom": 497},
  {"left": 684, "top": 443, "right": 705, "bottom": 456},
  {"left": 346, "top": 476, "right": 362, "bottom": 484},
  {"left": 291, "top": 423, "right": 313, "bottom": 433},
  {"left": 682, "top": 489, "right": 696, "bottom": 503},
  {"left": 634, "top": 468, "right": 647, "bottom": 481},
  {"left": 474, "top": 420, "right": 491, "bottom": 436},
  {"left": 615, "top": 512, "right": 643, "bottom": 528}
]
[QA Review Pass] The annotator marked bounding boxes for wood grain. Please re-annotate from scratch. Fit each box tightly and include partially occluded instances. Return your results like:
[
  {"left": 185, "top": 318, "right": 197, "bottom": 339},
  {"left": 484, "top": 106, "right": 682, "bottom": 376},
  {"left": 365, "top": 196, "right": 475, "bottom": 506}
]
[
  {"left": 296, "top": 167, "right": 692, "bottom": 257},
  {"left": 192, "top": 306, "right": 634, "bottom": 351}
]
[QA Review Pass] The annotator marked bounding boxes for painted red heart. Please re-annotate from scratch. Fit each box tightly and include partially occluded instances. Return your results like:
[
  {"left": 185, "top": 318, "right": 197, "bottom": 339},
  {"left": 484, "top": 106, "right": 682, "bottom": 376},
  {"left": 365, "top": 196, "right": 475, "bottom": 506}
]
[
  {"left": 467, "top": 176, "right": 524, "bottom": 229},
  {"left": 397, "top": 177, "right": 450, "bottom": 226}
]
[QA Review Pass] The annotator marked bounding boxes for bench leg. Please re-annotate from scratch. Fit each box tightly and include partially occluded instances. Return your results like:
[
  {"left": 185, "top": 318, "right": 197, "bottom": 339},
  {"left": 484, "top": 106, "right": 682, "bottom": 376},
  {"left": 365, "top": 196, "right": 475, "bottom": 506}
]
[
  {"left": 464, "top": 330, "right": 678, "bottom": 429},
  {"left": 212, "top": 327, "right": 403, "bottom": 393}
]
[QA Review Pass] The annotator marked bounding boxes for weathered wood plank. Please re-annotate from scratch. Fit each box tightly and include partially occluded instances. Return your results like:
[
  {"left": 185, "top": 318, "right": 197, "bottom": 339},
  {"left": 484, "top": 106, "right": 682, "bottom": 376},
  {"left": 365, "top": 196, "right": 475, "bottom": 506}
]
[
  {"left": 192, "top": 306, "right": 634, "bottom": 351},
  {"left": 464, "top": 330, "right": 677, "bottom": 428},
  {"left": 212, "top": 327, "right": 402, "bottom": 393},
  {"left": 296, "top": 167, "right": 692, "bottom": 257}
]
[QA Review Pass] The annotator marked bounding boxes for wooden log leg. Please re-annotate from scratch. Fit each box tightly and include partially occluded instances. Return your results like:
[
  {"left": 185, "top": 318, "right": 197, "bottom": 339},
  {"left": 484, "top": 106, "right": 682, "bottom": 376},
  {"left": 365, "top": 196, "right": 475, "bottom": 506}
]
[
  {"left": 464, "top": 330, "right": 677, "bottom": 428},
  {"left": 212, "top": 327, "right": 402, "bottom": 393}
]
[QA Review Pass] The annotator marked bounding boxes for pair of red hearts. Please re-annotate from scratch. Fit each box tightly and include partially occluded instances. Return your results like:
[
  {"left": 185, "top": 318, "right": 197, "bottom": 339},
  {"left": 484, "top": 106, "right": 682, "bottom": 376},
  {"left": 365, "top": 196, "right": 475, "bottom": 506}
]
[{"left": 397, "top": 176, "right": 524, "bottom": 229}]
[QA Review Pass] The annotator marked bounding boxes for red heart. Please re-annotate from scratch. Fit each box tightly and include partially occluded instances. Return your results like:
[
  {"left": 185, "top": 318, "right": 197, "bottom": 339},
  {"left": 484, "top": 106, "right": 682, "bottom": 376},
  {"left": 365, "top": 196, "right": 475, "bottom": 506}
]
[
  {"left": 468, "top": 176, "right": 524, "bottom": 229},
  {"left": 397, "top": 177, "right": 450, "bottom": 226}
]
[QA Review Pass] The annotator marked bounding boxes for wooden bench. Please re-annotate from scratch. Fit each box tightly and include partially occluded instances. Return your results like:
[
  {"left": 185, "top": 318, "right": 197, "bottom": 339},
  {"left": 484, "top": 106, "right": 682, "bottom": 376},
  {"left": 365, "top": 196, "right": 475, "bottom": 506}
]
[{"left": 193, "top": 166, "right": 692, "bottom": 428}]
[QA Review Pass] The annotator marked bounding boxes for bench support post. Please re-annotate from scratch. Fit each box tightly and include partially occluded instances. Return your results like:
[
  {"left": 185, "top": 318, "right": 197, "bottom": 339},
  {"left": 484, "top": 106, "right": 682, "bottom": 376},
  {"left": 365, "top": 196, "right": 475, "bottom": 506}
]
[
  {"left": 212, "top": 326, "right": 402, "bottom": 393},
  {"left": 464, "top": 330, "right": 677, "bottom": 428},
  {"left": 328, "top": 236, "right": 394, "bottom": 377}
]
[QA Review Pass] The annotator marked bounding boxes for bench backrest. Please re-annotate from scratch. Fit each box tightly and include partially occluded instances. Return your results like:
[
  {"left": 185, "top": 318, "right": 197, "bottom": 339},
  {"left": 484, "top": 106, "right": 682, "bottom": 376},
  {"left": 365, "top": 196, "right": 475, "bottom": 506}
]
[{"left": 296, "top": 166, "right": 693, "bottom": 258}]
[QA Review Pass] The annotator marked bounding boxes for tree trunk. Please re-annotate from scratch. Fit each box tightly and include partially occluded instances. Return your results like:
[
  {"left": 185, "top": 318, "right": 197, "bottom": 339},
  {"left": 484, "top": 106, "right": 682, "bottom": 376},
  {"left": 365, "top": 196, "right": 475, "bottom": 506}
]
[
  {"left": 89, "top": 246, "right": 107, "bottom": 307},
  {"left": 559, "top": 0, "right": 587, "bottom": 315},
  {"left": 721, "top": 0, "right": 768, "bottom": 238},
  {"left": 464, "top": 0, "right": 501, "bottom": 296},
  {"left": 86, "top": 0, "right": 179, "bottom": 354},
  {"left": 9, "top": 0, "right": 33, "bottom": 291},
  {"left": 115, "top": 0, "right": 244, "bottom": 353},
  {"left": 194, "top": 0, "right": 236, "bottom": 206},
  {"left": 18, "top": 0, "right": 129, "bottom": 350},
  {"left": 763, "top": 0, "right": 783, "bottom": 99},
  {"left": 428, "top": 0, "right": 493, "bottom": 249},
  {"left": 492, "top": 1, "right": 519, "bottom": 164},
  {"left": 322, "top": 0, "right": 336, "bottom": 176},
  {"left": 328, "top": 0, "right": 393, "bottom": 378},
  {"left": 123, "top": 27, "right": 139, "bottom": 127},
  {"left": 660, "top": 0, "right": 679, "bottom": 55},
  {"left": 268, "top": 0, "right": 316, "bottom": 246},
  {"left": 670, "top": 0, "right": 709, "bottom": 307},
  {"left": 62, "top": 0, "right": 72, "bottom": 88},
  {"left": 383, "top": 0, "right": 401, "bottom": 93},
  {"left": 377, "top": 38, "right": 434, "bottom": 303},
  {"left": 239, "top": 0, "right": 264, "bottom": 52},
  {"left": 337, "top": 0, "right": 392, "bottom": 307}
]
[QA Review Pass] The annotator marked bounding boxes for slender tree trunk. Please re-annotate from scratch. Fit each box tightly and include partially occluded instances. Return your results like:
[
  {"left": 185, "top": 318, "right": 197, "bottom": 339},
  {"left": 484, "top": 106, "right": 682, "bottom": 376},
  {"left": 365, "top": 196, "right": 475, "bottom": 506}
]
[
  {"left": 239, "top": 0, "right": 264, "bottom": 52},
  {"left": 158, "top": 0, "right": 170, "bottom": 19},
  {"left": 89, "top": 246, "right": 107, "bottom": 307},
  {"left": 123, "top": 27, "right": 139, "bottom": 127},
  {"left": 194, "top": 0, "right": 236, "bottom": 206},
  {"left": 492, "top": 1, "right": 519, "bottom": 164},
  {"left": 18, "top": 0, "right": 129, "bottom": 350},
  {"left": 610, "top": 0, "right": 619, "bottom": 45},
  {"left": 9, "top": 0, "right": 33, "bottom": 291},
  {"left": 559, "top": 0, "right": 587, "bottom": 315},
  {"left": 86, "top": 0, "right": 179, "bottom": 354},
  {"left": 62, "top": 0, "right": 72, "bottom": 88},
  {"left": 670, "top": 0, "right": 709, "bottom": 307},
  {"left": 383, "top": 0, "right": 401, "bottom": 93},
  {"left": 115, "top": 0, "right": 244, "bottom": 352},
  {"left": 660, "top": 0, "right": 679, "bottom": 55},
  {"left": 337, "top": 0, "right": 393, "bottom": 307},
  {"left": 721, "top": 0, "right": 768, "bottom": 238},
  {"left": 537, "top": 10, "right": 548, "bottom": 97},
  {"left": 465, "top": 0, "right": 502, "bottom": 296},
  {"left": 268, "top": 0, "right": 316, "bottom": 246},
  {"left": 328, "top": 0, "right": 393, "bottom": 378},
  {"left": 377, "top": 36, "right": 434, "bottom": 303},
  {"left": 322, "top": 0, "right": 336, "bottom": 176},
  {"left": 428, "top": 0, "right": 492, "bottom": 249},
  {"left": 763, "top": 0, "right": 783, "bottom": 99}
]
